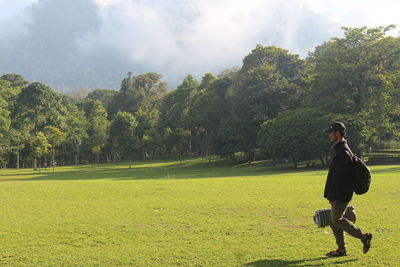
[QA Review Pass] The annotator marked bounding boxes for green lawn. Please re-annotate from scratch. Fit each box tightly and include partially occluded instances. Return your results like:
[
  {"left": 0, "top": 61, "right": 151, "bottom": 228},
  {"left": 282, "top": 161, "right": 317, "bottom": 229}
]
[{"left": 0, "top": 158, "right": 399, "bottom": 266}]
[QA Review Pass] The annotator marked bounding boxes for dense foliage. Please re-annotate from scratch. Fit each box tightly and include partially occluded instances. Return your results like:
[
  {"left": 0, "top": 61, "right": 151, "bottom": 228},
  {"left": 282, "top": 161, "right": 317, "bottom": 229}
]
[{"left": 0, "top": 26, "right": 399, "bottom": 168}]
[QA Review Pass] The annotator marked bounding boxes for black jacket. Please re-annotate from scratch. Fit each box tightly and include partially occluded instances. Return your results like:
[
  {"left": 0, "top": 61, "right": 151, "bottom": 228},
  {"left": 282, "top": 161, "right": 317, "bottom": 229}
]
[{"left": 324, "top": 141, "right": 354, "bottom": 202}]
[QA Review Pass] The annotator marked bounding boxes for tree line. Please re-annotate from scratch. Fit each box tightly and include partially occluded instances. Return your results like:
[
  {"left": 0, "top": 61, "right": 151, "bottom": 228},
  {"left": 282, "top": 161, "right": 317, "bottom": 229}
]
[{"left": 0, "top": 26, "right": 399, "bottom": 169}]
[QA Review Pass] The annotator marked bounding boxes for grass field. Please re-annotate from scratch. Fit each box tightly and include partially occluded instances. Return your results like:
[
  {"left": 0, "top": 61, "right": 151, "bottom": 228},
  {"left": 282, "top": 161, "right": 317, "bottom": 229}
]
[{"left": 0, "top": 158, "right": 399, "bottom": 266}]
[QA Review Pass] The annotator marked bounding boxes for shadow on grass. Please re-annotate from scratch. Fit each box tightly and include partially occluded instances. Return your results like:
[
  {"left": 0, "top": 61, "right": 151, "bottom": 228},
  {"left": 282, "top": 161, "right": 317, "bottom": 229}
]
[
  {"left": 9, "top": 157, "right": 399, "bottom": 182},
  {"left": 245, "top": 257, "right": 357, "bottom": 266},
  {"left": 0, "top": 158, "right": 323, "bottom": 182}
]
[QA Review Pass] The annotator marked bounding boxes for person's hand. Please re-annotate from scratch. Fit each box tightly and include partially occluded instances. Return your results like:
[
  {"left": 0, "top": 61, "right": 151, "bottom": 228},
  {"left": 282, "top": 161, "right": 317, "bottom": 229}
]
[{"left": 329, "top": 200, "right": 334, "bottom": 205}]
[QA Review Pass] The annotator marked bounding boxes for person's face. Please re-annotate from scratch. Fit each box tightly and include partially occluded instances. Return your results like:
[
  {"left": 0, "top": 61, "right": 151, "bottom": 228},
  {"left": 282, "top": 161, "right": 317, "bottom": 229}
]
[{"left": 328, "top": 130, "right": 341, "bottom": 143}]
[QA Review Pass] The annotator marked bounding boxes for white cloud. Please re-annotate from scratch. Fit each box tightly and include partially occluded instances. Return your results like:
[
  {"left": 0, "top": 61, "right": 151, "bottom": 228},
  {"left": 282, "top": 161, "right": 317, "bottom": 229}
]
[
  {"left": 300, "top": 0, "right": 400, "bottom": 30},
  {"left": 78, "top": 0, "right": 338, "bottom": 85},
  {"left": 0, "top": 0, "right": 38, "bottom": 20},
  {"left": 1, "top": 0, "right": 399, "bottom": 89}
]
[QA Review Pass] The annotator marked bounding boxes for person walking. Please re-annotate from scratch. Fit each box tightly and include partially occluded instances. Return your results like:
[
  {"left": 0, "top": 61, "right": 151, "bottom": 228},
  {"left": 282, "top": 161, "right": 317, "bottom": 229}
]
[{"left": 324, "top": 122, "right": 372, "bottom": 257}]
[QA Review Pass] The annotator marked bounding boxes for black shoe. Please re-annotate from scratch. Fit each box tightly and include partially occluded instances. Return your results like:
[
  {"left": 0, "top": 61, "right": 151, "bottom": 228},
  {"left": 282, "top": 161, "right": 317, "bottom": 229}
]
[
  {"left": 362, "top": 233, "right": 373, "bottom": 254},
  {"left": 326, "top": 249, "right": 347, "bottom": 257}
]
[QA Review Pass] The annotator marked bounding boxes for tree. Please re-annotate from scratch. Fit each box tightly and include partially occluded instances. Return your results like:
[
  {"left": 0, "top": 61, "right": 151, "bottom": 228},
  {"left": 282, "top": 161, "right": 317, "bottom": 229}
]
[
  {"left": 108, "top": 111, "right": 138, "bottom": 168},
  {"left": 0, "top": 73, "right": 28, "bottom": 88},
  {"left": 64, "top": 88, "right": 90, "bottom": 104},
  {"left": 258, "top": 109, "right": 332, "bottom": 168},
  {"left": 44, "top": 126, "right": 66, "bottom": 172},
  {"left": 2, "top": 128, "right": 27, "bottom": 168},
  {"left": 141, "top": 127, "right": 163, "bottom": 161},
  {"left": 80, "top": 99, "right": 110, "bottom": 163},
  {"left": 258, "top": 108, "right": 374, "bottom": 168},
  {"left": 0, "top": 95, "right": 11, "bottom": 168},
  {"left": 0, "top": 79, "right": 23, "bottom": 114},
  {"left": 10, "top": 82, "right": 65, "bottom": 167},
  {"left": 307, "top": 25, "right": 400, "bottom": 144},
  {"left": 159, "top": 75, "right": 199, "bottom": 130},
  {"left": 63, "top": 104, "right": 89, "bottom": 165},
  {"left": 186, "top": 74, "right": 229, "bottom": 162},
  {"left": 87, "top": 88, "right": 117, "bottom": 108},
  {"left": 163, "top": 127, "right": 191, "bottom": 163},
  {"left": 91, "top": 146, "right": 102, "bottom": 165},
  {"left": 233, "top": 45, "right": 308, "bottom": 123},
  {"left": 330, "top": 114, "right": 375, "bottom": 156},
  {"left": 108, "top": 72, "right": 167, "bottom": 116},
  {"left": 12, "top": 82, "right": 65, "bottom": 133},
  {"left": 32, "top": 131, "right": 51, "bottom": 171},
  {"left": 158, "top": 75, "right": 200, "bottom": 155},
  {"left": 0, "top": 96, "right": 10, "bottom": 136},
  {"left": 215, "top": 119, "right": 243, "bottom": 164},
  {"left": 225, "top": 45, "right": 309, "bottom": 161}
]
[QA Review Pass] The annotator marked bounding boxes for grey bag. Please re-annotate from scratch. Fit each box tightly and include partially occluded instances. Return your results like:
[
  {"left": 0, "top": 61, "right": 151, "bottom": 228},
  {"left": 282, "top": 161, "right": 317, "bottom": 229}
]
[{"left": 313, "top": 205, "right": 356, "bottom": 228}]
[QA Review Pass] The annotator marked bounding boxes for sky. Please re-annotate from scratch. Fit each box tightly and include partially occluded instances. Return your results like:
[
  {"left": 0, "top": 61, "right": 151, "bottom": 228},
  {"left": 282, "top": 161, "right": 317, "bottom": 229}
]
[{"left": 0, "top": 0, "right": 399, "bottom": 91}]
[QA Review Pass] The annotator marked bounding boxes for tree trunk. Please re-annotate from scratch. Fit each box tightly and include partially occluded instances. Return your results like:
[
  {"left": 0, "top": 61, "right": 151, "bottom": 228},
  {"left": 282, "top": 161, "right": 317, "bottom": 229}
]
[
  {"left": 325, "top": 153, "right": 330, "bottom": 166},
  {"left": 290, "top": 155, "right": 298, "bottom": 168},
  {"left": 16, "top": 153, "right": 20, "bottom": 169},
  {"left": 52, "top": 149, "right": 55, "bottom": 173},
  {"left": 207, "top": 148, "right": 212, "bottom": 164},
  {"left": 318, "top": 155, "right": 325, "bottom": 166},
  {"left": 247, "top": 150, "right": 253, "bottom": 164},
  {"left": 150, "top": 153, "right": 153, "bottom": 168},
  {"left": 231, "top": 152, "right": 237, "bottom": 165}
]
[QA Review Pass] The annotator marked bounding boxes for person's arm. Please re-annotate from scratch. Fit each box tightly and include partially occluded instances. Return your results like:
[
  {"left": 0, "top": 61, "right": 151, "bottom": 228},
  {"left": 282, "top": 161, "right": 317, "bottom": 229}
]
[{"left": 326, "top": 152, "right": 352, "bottom": 200}]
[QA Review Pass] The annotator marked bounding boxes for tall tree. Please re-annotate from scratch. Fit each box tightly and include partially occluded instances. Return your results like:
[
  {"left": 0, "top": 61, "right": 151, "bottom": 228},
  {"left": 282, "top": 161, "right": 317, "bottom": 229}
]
[
  {"left": 186, "top": 74, "right": 230, "bottom": 162},
  {"left": 87, "top": 88, "right": 117, "bottom": 108},
  {"left": 258, "top": 109, "right": 332, "bottom": 168},
  {"left": 0, "top": 97, "right": 11, "bottom": 168},
  {"left": 3, "top": 128, "right": 27, "bottom": 168},
  {"left": 141, "top": 127, "right": 163, "bottom": 161},
  {"left": 0, "top": 96, "right": 10, "bottom": 136},
  {"left": 31, "top": 131, "right": 51, "bottom": 171},
  {"left": 233, "top": 45, "right": 308, "bottom": 123},
  {"left": 80, "top": 99, "right": 110, "bottom": 163},
  {"left": 225, "top": 45, "right": 309, "bottom": 161},
  {"left": 0, "top": 78, "right": 24, "bottom": 115},
  {"left": 108, "top": 111, "right": 138, "bottom": 168},
  {"left": 62, "top": 104, "right": 89, "bottom": 165},
  {"left": 159, "top": 75, "right": 200, "bottom": 154},
  {"left": 159, "top": 75, "right": 199, "bottom": 130},
  {"left": 44, "top": 126, "right": 66, "bottom": 171},
  {"left": 0, "top": 73, "right": 28, "bottom": 88},
  {"left": 109, "top": 72, "right": 167, "bottom": 116},
  {"left": 12, "top": 82, "right": 65, "bottom": 133},
  {"left": 307, "top": 25, "right": 400, "bottom": 143},
  {"left": 258, "top": 108, "right": 374, "bottom": 167}
]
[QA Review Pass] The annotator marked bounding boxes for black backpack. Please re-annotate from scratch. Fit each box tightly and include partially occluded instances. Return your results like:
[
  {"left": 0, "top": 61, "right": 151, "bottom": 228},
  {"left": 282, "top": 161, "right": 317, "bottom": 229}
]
[{"left": 352, "top": 155, "right": 372, "bottom": 194}]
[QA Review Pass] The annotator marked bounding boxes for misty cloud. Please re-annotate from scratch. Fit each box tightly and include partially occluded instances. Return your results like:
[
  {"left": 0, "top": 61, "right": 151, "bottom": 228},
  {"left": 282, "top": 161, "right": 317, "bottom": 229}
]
[{"left": 0, "top": 0, "right": 341, "bottom": 91}]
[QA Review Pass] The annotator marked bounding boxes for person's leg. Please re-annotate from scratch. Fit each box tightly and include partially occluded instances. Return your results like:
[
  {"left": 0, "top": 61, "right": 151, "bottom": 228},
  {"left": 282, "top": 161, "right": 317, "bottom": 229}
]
[
  {"left": 331, "top": 201, "right": 366, "bottom": 240},
  {"left": 330, "top": 203, "right": 346, "bottom": 252}
]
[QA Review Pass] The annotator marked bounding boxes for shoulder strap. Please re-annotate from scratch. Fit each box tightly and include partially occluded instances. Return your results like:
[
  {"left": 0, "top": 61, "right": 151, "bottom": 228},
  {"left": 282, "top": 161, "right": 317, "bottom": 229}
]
[{"left": 343, "top": 146, "right": 356, "bottom": 164}]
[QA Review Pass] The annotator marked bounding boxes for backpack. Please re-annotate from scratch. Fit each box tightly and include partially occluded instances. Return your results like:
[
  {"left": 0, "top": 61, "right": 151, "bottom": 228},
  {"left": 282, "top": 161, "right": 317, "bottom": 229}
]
[{"left": 352, "top": 155, "right": 372, "bottom": 195}]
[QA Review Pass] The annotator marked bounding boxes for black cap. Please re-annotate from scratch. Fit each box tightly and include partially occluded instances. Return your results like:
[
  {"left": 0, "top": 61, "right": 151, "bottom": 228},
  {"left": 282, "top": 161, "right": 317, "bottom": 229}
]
[{"left": 324, "top": 122, "right": 346, "bottom": 133}]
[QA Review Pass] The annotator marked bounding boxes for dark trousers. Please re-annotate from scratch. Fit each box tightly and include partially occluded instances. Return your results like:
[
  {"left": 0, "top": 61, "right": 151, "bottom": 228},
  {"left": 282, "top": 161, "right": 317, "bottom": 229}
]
[{"left": 330, "top": 201, "right": 366, "bottom": 250}]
